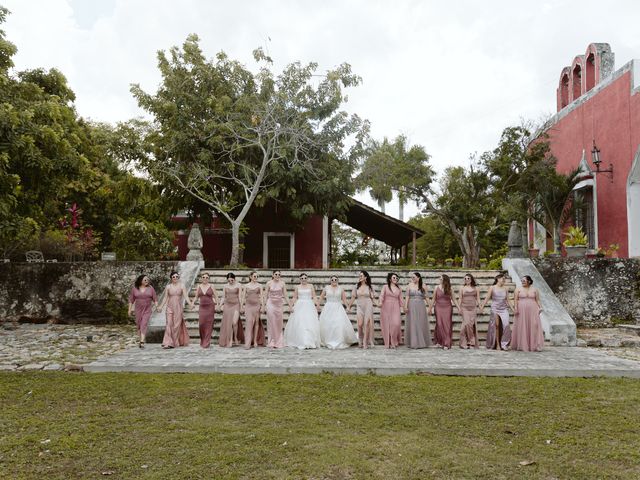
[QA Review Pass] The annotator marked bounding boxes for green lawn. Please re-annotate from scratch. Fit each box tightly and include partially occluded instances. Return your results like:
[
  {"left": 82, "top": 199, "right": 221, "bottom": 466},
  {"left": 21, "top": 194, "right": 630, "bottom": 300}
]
[{"left": 0, "top": 373, "right": 638, "bottom": 479}]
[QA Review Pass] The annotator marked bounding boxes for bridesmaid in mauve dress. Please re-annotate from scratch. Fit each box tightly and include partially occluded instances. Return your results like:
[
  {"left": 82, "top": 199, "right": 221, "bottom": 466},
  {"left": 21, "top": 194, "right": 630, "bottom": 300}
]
[
  {"left": 157, "top": 271, "right": 192, "bottom": 349},
  {"left": 219, "top": 273, "right": 244, "bottom": 347},
  {"left": 243, "top": 271, "right": 266, "bottom": 349},
  {"left": 128, "top": 274, "right": 158, "bottom": 348},
  {"left": 379, "top": 272, "right": 404, "bottom": 349},
  {"left": 512, "top": 275, "right": 545, "bottom": 352},
  {"left": 404, "top": 272, "right": 431, "bottom": 349},
  {"left": 457, "top": 274, "right": 480, "bottom": 349},
  {"left": 347, "top": 271, "right": 377, "bottom": 349},
  {"left": 265, "top": 270, "right": 289, "bottom": 349},
  {"left": 430, "top": 274, "right": 455, "bottom": 349},
  {"left": 480, "top": 273, "right": 512, "bottom": 350},
  {"left": 195, "top": 272, "right": 219, "bottom": 348}
]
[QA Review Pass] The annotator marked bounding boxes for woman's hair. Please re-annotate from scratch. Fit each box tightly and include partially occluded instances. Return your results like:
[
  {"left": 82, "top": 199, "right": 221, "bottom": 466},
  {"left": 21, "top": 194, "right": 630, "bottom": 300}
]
[
  {"left": 272, "top": 270, "right": 281, "bottom": 279},
  {"left": 226, "top": 272, "right": 236, "bottom": 280},
  {"left": 299, "top": 273, "right": 308, "bottom": 279},
  {"left": 357, "top": 270, "right": 372, "bottom": 291},
  {"left": 492, "top": 273, "right": 505, "bottom": 285},
  {"left": 464, "top": 273, "right": 477, "bottom": 287},
  {"left": 169, "top": 271, "right": 179, "bottom": 279},
  {"left": 523, "top": 275, "right": 533, "bottom": 286},
  {"left": 387, "top": 272, "right": 398, "bottom": 289},
  {"left": 330, "top": 275, "right": 339, "bottom": 282},
  {"left": 134, "top": 275, "right": 147, "bottom": 289},
  {"left": 249, "top": 271, "right": 257, "bottom": 278},
  {"left": 413, "top": 272, "right": 424, "bottom": 292},
  {"left": 442, "top": 274, "right": 452, "bottom": 297}
]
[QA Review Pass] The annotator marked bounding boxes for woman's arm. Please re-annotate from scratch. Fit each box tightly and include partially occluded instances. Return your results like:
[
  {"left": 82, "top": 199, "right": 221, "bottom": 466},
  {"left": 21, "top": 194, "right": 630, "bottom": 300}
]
[
  {"left": 534, "top": 287, "right": 543, "bottom": 310},
  {"left": 182, "top": 284, "right": 193, "bottom": 309},
  {"left": 513, "top": 288, "right": 520, "bottom": 314},
  {"left": 341, "top": 288, "right": 348, "bottom": 308},
  {"left": 347, "top": 288, "right": 356, "bottom": 311},
  {"left": 403, "top": 286, "right": 410, "bottom": 310},
  {"left": 157, "top": 286, "right": 169, "bottom": 311},
  {"left": 311, "top": 285, "right": 319, "bottom": 310},
  {"left": 479, "top": 286, "right": 492, "bottom": 311}
]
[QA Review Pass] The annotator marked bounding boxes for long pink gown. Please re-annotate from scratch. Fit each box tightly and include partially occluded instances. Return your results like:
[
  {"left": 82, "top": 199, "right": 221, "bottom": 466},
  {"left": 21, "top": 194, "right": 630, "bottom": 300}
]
[
  {"left": 266, "top": 284, "right": 285, "bottom": 348},
  {"left": 459, "top": 288, "right": 479, "bottom": 348},
  {"left": 197, "top": 286, "right": 215, "bottom": 348},
  {"left": 379, "top": 285, "right": 403, "bottom": 348},
  {"left": 511, "top": 289, "right": 545, "bottom": 351},
  {"left": 433, "top": 287, "right": 453, "bottom": 348},
  {"left": 352, "top": 286, "right": 375, "bottom": 347},
  {"left": 244, "top": 285, "right": 266, "bottom": 348},
  {"left": 486, "top": 289, "right": 511, "bottom": 350},
  {"left": 162, "top": 284, "right": 189, "bottom": 348},
  {"left": 129, "top": 286, "right": 157, "bottom": 336},
  {"left": 219, "top": 286, "right": 244, "bottom": 347}
]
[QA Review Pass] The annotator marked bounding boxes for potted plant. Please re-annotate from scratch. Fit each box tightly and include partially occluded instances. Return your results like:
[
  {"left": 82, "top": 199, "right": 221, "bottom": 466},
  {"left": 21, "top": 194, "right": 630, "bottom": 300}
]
[
  {"left": 563, "top": 226, "right": 588, "bottom": 257},
  {"left": 444, "top": 257, "right": 454, "bottom": 267},
  {"left": 606, "top": 243, "right": 620, "bottom": 258}
]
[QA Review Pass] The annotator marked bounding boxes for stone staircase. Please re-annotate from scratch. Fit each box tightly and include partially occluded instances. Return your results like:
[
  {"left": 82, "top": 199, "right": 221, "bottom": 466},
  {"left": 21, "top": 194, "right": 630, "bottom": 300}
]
[{"left": 184, "top": 268, "right": 518, "bottom": 346}]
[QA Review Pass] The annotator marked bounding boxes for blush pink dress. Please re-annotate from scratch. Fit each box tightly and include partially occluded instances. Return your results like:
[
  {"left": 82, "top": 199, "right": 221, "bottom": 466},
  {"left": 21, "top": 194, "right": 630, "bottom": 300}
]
[
  {"left": 162, "top": 284, "right": 189, "bottom": 348},
  {"left": 129, "top": 286, "right": 157, "bottom": 336},
  {"left": 219, "top": 286, "right": 244, "bottom": 347},
  {"left": 511, "top": 289, "right": 545, "bottom": 351},
  {"left": 266, "top": 284, "right": 285, "bottom": 348},
  {"left": 379, "top": 285, "right": 403, "bottom": 348},
  {"left": 244, "top": 285, "right": 266, "bottom": 348},
  {"left": 459, "top": 288, "right": 479, "bottom": 349},
  {"left": 433, "top": 287, "right": 453, "bottom": 348},
  {"left": 197, "top": 286, "right": 215, "bottom": 348}
]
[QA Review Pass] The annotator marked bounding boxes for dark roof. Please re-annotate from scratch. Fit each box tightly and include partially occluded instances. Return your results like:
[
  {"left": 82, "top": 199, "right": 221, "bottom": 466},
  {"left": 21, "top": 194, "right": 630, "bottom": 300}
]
[{"left": 337, "top": 198, "right": 424, "bottom": 248}]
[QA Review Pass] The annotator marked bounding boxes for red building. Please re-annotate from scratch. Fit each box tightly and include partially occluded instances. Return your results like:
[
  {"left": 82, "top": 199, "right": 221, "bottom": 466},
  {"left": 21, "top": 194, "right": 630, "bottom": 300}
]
[
  {"left": 175, "top": 198, "right": 424, "bottom": 268},
  {"left": 536, "top": 43, "right": 640, "bottom": 257}
]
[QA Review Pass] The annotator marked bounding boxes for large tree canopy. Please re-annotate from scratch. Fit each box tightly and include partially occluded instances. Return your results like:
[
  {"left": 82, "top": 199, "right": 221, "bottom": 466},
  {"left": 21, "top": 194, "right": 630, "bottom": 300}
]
[{"left": 131, "top": 35, "right": 368, "bottom": 265}]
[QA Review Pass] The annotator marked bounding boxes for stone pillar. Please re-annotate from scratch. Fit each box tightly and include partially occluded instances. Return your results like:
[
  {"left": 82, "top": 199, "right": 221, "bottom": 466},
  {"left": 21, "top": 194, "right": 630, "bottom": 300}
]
[
  {"left": 186, "top": 223, "right": 204, "bottom": 262},
  {"left": 507, "top": 221, "right": 525, "bottom": 258}
]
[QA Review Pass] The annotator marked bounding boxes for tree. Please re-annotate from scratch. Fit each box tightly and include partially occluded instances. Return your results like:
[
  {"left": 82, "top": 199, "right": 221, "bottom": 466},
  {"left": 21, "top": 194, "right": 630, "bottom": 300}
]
[
  {"left": 408, "top": 214, "right": 461, "bottom": 263},
  {"left": 330, "top": 221, "right": 380, "bottom": 266},
  {"left": 356, "top": 135, "right": 434, "bottom": 217},
  {"left": 131, "top": 35, "right": 367, "bottom": 266}
]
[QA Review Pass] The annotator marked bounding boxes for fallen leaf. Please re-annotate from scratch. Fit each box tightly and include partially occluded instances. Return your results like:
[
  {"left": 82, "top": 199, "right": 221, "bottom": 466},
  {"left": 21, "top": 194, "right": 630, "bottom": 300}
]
[
  {"left": 519, "top": 460, "right": 536, "bottom": 466},
  {"left": 40, "top": 439, "right": 50, "bottom": 444},
  {"left": 141, "top": 465, "right": 148, "bottom": 469},
  {"left": 282, "top": 441, "right": 287, "bottom": 446},
  {"left": 545, "top": 440, "right": 552, "bottom": 444},
  {"left": 101, "top": 471, "right": 115, "bottom": 476}
]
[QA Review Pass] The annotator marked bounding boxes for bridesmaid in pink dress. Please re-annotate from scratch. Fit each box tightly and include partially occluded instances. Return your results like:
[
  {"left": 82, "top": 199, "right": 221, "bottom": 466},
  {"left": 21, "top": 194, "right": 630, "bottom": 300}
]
[
  {"left": 219, "top": 273, "right": 244, "bottom": 347},
  {"left": 457, "top": 274, "right": 480, "bottom": 349},
  {"left": 264, "top": 270, "right": 290, "bottom": 349},
  {"left": 347, "top": 271, "right": 377, "bottom": 349},
  {"left": 480, "top": 273, "right": 513, "bottom": 350},
  {"left": 243, "top": 271, "right": 266, "bottom": 349},
  {"left": 379, "top": 272, "right": 404, "bottom": 349},
  {"left": 195, "top": 272, "right": 219, "bottom": 348},
  {"left": 128, "top": 275, "right": 158, "bottom": 348},
  {"left": 512, "top": 275, "right": 545, "bottom": 351},
  {"left": 157, "top": 271, "right": 192, "bottom": 349},
  {"left": 429, "top": 274, "right": 456, "bottom": 349}
]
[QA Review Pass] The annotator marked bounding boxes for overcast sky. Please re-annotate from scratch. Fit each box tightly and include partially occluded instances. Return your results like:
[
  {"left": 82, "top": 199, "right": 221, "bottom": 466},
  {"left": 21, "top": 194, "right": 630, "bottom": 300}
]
[{"left": 4, "top": 0, "right": 640, "bottom": 220}]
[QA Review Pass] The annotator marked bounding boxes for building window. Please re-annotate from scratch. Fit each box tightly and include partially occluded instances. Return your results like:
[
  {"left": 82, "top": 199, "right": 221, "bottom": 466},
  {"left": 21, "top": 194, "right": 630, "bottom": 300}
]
[
  {"left": 575, "top": 188, "right": 595, "bottom": 249},
  {"left": 572, "top": 64, "right": 582, "bottom": 100},
  {"left": 560, "top": 74, "right": 569, "bottom": 108},
  {"left": 586, "top": 53, "right": 596, "bottom": 92}
]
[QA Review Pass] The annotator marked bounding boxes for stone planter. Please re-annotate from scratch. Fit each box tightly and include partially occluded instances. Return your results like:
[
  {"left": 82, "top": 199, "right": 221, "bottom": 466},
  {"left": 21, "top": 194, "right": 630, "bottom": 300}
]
[
  {"left": 565, "top": 246, "right": 587, "bottom": 257},
  {"left": 528, "top": 248, "right": 540, "bottom": 258}
]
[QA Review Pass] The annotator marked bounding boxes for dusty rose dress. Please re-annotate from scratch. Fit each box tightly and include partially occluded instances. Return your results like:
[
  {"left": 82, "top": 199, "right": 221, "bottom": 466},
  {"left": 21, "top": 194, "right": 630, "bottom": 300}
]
[
  {"left": 486, "top": 288, "right": 512, "bottom": 350},
  {"left": 266, "top": 284, "right": 285, "bottom": 348},
  {"left": 219, "top": 286, "right": 244, "bottom": 347},
  {"left": 129, "top": 286, "right": 157, "bottom": 336},
  {"left": 162, "top": 284, "right": 189, "bottom": 348},
  {"left": 433, "top": 287, "right": 453, "bottom": 348},
  {"left": 197, "top": 285, "right": 215, "bottom": 348},
  {"left": 379, "top": 285, "right": 403, "bottom": 348},
  {"left": 511, "top": 289, "right": 545, "bottom": 351},
  {"left": 459, "top": 288, "right": 479, "bottom": 349},
  {"left": 244, "top": 285, "right": 266, "bottom": 348},
  {"left": 405, "top": 289, "right": 431, "bottom": 349},
  {"left": 353, "top": 286, "right": 375, "bottom": 347}
]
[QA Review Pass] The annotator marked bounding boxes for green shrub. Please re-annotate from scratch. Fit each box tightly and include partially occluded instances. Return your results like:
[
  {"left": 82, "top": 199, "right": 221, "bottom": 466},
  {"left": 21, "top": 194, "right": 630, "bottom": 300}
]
[
  {"left": 563, "top": 226, "right": 588, "bottom": 247},
  {"left": 111, "top": 220, "right": 175, "bottom": 260}
]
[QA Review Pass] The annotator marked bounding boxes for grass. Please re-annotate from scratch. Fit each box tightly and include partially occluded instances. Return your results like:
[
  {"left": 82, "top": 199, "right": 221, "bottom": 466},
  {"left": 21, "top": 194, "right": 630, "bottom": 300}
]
[{"left": 0, "top": 373, "right": 639, "bottom": 479}]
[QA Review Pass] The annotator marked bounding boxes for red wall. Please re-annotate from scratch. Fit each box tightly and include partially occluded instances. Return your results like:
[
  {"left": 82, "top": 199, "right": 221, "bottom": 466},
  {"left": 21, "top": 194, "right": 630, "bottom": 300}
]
[
  {"left": 548, "top": 68, "right": 639, "bottom": 257},
  {"left": 176, "top": 210, "right": 324, "bottom": 268}
]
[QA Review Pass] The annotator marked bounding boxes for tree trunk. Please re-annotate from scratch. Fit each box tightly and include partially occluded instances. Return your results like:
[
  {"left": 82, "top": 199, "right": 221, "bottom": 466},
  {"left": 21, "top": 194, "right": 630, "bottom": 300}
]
[
  {"left": 398, "top": 199, "right": 404, "bottom": 221},
  {"left": 230, "top": 221, "right": 240, "bottom": 267},
  {"left": 461, "top": 225, "right": 481, "bottom": 268}
]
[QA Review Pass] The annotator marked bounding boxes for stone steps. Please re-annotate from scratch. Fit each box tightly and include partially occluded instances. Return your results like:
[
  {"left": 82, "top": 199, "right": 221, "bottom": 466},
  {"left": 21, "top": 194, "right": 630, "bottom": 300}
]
[{"left": 183, "top": 268, "right": 516, "bottom": 345}]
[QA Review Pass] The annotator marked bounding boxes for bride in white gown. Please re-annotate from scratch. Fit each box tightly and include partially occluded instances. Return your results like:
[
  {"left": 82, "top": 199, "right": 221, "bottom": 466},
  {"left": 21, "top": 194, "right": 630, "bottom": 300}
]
[
  {"left": 284, "top": 273, "right": 321, "bottom": 349},
  {"left": 319, "top": 276, "right": 358, "bottom": 349}
]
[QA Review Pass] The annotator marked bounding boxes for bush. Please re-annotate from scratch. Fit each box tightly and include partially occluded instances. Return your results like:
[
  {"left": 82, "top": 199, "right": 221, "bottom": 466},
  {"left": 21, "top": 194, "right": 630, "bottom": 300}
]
[
  {"left": 487, "top": 244, "right": 508, "bottom": 270},
  {"left": 111, "top": 220, "right": 175, "bottom": 260},
  {"left": 0, "top": 217, "right": 40, "bottom": 259}
]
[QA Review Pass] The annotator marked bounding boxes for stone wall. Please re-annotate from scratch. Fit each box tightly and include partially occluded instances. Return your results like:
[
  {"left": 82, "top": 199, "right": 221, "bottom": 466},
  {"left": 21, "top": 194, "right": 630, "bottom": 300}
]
[
  {"left": 0, "top": 262, "right": 178, "bottom": 323},
  {"left": 533, "top": 258, "right": 640, "bottom": 327}
]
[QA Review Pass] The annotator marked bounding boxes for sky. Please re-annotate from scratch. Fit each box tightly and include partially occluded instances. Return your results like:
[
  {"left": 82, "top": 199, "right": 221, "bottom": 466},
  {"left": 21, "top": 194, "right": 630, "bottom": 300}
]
[{"left": 4, "top": 0, "right": 640, "bottom": 220}]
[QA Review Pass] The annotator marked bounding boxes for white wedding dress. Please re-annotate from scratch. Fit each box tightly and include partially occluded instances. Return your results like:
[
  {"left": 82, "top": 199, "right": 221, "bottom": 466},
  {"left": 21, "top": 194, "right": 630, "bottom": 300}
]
[
  {"left": 319, "top": 286, "right": 358, "bottom": 349},
  {"left": 284, "top": 287, "right": 321, "bottom": 349}
]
